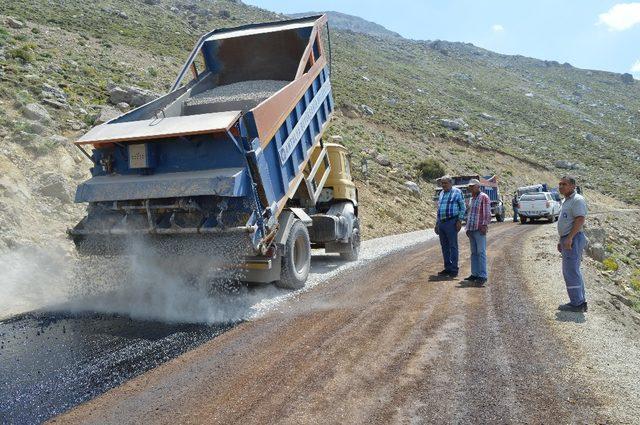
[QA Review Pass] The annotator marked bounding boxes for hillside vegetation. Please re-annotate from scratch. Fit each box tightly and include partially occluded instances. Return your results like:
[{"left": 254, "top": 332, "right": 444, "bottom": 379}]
[{"left": 0, "top": 0, "right": 638, "bottom": 243}]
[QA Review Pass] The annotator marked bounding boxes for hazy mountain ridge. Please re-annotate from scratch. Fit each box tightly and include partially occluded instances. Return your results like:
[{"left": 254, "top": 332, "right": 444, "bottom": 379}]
[{"left": 289, "top": 10, "right": 401, "bottom": 39}]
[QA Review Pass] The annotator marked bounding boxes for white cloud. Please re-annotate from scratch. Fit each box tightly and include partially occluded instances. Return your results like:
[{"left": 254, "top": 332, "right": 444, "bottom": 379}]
[
  {"left": 631, "top": 59, "right": 640, "bottom": 75},
  {"left": 598, "top": 3, "right": 640, "bottom": 31},
  {"left": 492, "top": 24, "right": 505, "bottom": 33}
]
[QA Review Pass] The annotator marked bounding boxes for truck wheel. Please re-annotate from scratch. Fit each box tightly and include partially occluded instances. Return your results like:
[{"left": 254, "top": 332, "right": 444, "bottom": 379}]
[
  {"left": 496, "top": 213, "right": 504, "bottom": 223},
  {"left": 520, "top": 216, "right": 527, "bottom": 224},
  {"left": 340, "top": 219, "right": 361, "bottom": 261},
  {"left": 548, "top": 216, "right": 554, "bottom": 223},
  {"left": 277, "top": 220, "right": 311, "bottom": 290}
]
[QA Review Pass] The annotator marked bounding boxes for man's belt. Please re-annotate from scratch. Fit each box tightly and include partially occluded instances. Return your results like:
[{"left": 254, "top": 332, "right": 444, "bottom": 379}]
[{"left": 440, "top": 216, "right": 458, "bottom": 222}]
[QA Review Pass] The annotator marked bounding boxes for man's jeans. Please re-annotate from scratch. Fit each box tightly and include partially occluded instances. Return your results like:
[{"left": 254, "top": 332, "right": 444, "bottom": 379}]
[
  {"left": 467, "top": 230, "right": 487, "bottom": 279},
  {"left": 561, "top": 232, "right": 587, "bottom": 306},
  {"left": 438, "top": 218, "right": 459, "bottom": 273},
  {"left": 513, "top": 207, "right": 519, "bottom": 222}
]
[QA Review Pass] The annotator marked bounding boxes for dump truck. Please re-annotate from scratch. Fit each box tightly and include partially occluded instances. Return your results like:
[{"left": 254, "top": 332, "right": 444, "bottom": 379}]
[
  {"left": 69, "top": 15, "right": 360, "bottom": 289},
  {"left": 434, "top": 175, "right": 505, "bottom": 222}
]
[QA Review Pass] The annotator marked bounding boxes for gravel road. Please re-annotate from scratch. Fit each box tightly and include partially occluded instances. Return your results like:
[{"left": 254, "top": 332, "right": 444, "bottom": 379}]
[
  {"left": 0, "top": 229, "right": 436, "bottom": 424},
  {"left": 53, "top": 222, "right": 613, "bottom": 424}
]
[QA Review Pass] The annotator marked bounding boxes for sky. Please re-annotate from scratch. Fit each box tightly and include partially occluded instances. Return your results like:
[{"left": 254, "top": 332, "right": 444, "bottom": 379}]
[{"left": 244, "top": 0, "right": 640, "bottom": 77}]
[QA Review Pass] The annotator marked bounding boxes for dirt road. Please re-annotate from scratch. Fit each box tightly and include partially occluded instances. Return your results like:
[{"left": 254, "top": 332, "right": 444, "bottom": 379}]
[{"left": 53, "top": 222, "right": 608, "bottom": 424}]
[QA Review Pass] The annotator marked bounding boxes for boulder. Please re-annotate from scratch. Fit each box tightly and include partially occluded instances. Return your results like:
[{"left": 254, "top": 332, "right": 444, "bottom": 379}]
[
  {"left": 27, "top": 121, "right": 47, "bottom": 135},
  {"left": 41, "top": 83, "right": 67, "bottom": 102},
  {"left": 6, "top": 17, "right": 24, "bottom": 29},
  {"left": 586, "top": 243, "right": 606, "bottom": 262},
  {"left": 479, "top": 112, "right": 495, "bottom": 120},
  {"left": 374, "top": 153, "right": 391, "bottom": 167},
  {"left": 107, "top": 86, "right": 130, "bottom": 105},
  {"left": 554, "top": 160, "right": 579, "bottom": 170},
  {"left": 585, "top": 226, "right": 606, "bottom": 246},
  {"left": 584, "top": 133, "right": 602, "bottom": 143},
  {"left": 108, "top": 85, "right": 159, "bottom": 107},
  {"left": 463, "top": 131, "right": 475, "bottom": 143},
  {"left": 621, "top": 73, "right": 634, "bottom": 84},
  {"left": 22, "top": 103, "right": 51, "bottom": 122},
  {"left": 404, "top": 181, "right": 421, "bottom": 195},
  {"left": 360, "top": 104, "right": 375, "bottom": 116},
  {"left": 49, "top": 135, "right": 69, "bottom": 146},
  {"left": 330, "top": 135, "right": 344, "bottom": 143},
  {"left": 440, "top": 118, "right": 467, "bottom": 131},
  {"left": 116, "top": 102, "right": 130, "bottom": 112},
  {"left": 37, "top": 173, "right": 72, "bottom": 203},
  {"left": 42, "top": 99, "right": 68, "bottom": 109},
  {"left": 94, "top": 106, "right": 121, "bottom": 124}
]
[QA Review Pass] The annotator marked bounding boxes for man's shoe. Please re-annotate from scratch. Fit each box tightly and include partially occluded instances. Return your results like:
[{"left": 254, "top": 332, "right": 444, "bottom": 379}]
[
  {"left": 557, "top": 302, "right": 588, "bottom": 312},
  {"left": 438, "top": 270, "right": 450, "bottom": 276},
  {"left": 447, "top": 271, "right": 458, "bottom": 278},
  {"left": 475, "top": 278, "right": 487, "bottom": 287},
  {"left": 464, "top": 275, "right": 479, "bottom": 281}
]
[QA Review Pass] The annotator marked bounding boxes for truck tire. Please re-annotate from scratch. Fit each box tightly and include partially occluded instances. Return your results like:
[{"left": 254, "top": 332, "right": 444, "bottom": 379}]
[
  {"left": 520, "top": 216, "right": 528, "bottom": 224},
  {"left": 340, "top": 219, "right": 361, "bottom": 261},
  {"left": 277, "top": 220, "right": 311, "bottom": 290},
  {"left": 496, "top": 213, "right": 504, "bottom": 222}
]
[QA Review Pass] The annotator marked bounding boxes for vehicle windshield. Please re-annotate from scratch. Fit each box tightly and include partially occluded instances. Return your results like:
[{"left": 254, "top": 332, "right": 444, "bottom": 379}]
[{"left": 521, "top": 194, "right": 547, "bottom": 201}]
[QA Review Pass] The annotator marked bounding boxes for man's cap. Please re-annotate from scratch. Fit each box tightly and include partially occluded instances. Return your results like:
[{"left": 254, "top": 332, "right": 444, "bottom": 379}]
[{"left": 468, "top": 178, "right": 481, "bottom": 186}]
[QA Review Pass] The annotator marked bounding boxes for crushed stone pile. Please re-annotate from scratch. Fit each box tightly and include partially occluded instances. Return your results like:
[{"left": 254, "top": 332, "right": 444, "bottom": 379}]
[{"left": 185, "top": 80, "right": 289, "bottom": 106}]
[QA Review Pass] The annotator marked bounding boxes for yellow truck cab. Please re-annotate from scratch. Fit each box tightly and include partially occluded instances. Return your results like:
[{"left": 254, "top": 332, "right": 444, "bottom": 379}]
[{"left": 306, "top": 142, "right": 360, "bottom": 260}]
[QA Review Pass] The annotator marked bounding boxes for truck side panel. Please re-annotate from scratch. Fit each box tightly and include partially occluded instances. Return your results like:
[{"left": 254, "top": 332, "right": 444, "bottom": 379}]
[{"left": 244, "top": 65, "right": 334, "bottom": 215}]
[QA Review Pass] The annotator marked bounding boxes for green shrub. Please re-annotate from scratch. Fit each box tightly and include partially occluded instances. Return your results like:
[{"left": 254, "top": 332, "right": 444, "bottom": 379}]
[
  {"left": 417, "top": 158, "right": 446, "bottom": 181},
  {"left": 602, "top": 258, "right": 619, "bottom": 272},
  {"left": 9, "top": 45, "right": 35, "bottom": 63},
  {"left": 631, "top": 270, "right": 640, "bottom": 292},
  {"left": 147, "top": 67, "right": 158, "bottom": 77}
]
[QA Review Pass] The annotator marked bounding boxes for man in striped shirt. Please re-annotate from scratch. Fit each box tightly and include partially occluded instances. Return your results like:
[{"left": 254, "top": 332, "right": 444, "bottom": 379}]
[
  {"left": 435, "top": 175, "right": 466, "bottom": 277},
  {"left": 465, "top": 179, "right": 492, "bottom": 286}
]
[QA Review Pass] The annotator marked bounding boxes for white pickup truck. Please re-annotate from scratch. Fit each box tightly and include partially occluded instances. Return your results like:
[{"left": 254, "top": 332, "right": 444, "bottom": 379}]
[{"left": 518, "top": 192, "right": 561, "bottom": 223}]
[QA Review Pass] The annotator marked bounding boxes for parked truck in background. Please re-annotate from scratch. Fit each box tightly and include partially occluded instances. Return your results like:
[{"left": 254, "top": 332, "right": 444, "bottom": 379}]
[
  {"left": 69, "top": 15, "right": 360, "bottom": 289},
  {"left": 517, "top": 192, "right": 561, "bottom": 223},
  {"left": 434, "top": 175, "right": 505, "bottom": 222}
]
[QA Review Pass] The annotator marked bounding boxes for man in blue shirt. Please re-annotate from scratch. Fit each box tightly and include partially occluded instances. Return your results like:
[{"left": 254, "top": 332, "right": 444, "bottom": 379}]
[{"left": 435, "top": 175, "right": 466, "bottom": 277}]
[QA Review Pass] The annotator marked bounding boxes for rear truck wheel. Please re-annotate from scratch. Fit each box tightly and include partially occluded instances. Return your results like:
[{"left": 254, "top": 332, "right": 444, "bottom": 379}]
[
  {"left": 276, "top": 219, "right": 311, "bottom": 290},
  {"left": 340, "top": 219, "right": 361, "bottom": 261},
  {"left": 496, "top": 213, "right": 504, "bottom": 222},
  {"left": 520, "top": 216, "right": 527, "bottom": 224}
]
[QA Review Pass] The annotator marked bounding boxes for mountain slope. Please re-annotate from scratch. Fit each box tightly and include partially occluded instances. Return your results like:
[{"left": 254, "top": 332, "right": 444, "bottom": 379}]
[{"left": 0, "top": 0, "right": 638, "bottom": 251}]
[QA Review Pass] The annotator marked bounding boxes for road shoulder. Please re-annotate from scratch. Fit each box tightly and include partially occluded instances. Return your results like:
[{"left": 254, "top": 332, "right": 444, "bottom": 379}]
[{"left": 521, "top": 223, "right": 640, "bottom": 423}]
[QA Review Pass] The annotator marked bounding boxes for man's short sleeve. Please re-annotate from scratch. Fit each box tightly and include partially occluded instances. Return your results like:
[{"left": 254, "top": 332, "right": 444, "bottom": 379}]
[{"left": 573, "top": 195, "right": 587, "bottom": 217}]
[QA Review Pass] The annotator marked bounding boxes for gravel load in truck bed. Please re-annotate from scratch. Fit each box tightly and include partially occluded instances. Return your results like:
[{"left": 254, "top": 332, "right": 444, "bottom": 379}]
[{"left": 185, "top": 80, "right": 289, "bottom": 106}]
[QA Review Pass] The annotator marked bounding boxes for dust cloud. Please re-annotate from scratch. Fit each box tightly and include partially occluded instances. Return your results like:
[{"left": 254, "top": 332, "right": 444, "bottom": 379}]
[{"left": 0, "top": 235, "right": 288, "bottom": 324}]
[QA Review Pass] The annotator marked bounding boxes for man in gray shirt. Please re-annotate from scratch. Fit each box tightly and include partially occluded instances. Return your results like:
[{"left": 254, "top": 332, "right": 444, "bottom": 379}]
[{"left": 556, "top": 175, "right": 588, "bottom": 312}]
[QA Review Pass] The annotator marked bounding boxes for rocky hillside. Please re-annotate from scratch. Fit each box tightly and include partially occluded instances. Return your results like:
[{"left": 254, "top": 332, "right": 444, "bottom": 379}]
[
  {"left": 0, "top": 0, "right": 637, "bottom": 256},
  {"left": 289, "top": 11, "right": 401, "bottom": 39}
]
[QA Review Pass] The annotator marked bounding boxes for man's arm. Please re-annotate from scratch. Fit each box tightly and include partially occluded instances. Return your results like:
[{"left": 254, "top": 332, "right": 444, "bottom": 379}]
[
  {"left": 456, "top": 191, "right": 466, "bottom": 221},
  {"left": 562, "top": 216, "right": 585, "bottom": 249}
]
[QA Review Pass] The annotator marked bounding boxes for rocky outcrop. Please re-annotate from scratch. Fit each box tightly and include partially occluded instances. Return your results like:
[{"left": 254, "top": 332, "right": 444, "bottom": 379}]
[
  {"left": 22, "top": 103, "right": 51, "bottom": 122},
  {"left": 440, "top": 118, "right": 467, "bottom": 131},
  {"left": 107, "top": 85, "right": 160, "bottom": 108}
]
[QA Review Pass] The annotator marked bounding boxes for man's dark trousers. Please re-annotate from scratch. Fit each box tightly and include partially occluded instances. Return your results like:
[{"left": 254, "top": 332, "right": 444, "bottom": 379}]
[{"left": 438, "top": 218, "right": 459, "bottom": 274}]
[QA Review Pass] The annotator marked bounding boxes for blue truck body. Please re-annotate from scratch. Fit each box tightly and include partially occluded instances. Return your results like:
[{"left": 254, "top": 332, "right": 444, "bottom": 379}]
[
  {"left": 72, "top": 15, "right": 336, "bottom": 252},
  {"left": 70, "top": 15, "right": 360, "bottom": 288}
]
